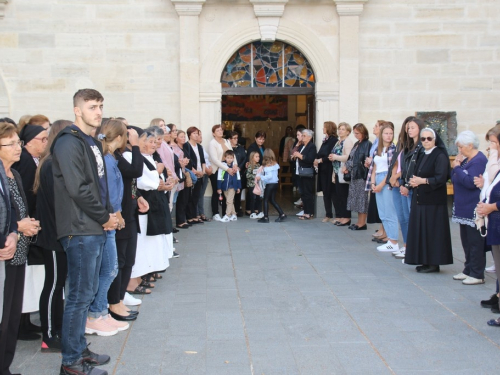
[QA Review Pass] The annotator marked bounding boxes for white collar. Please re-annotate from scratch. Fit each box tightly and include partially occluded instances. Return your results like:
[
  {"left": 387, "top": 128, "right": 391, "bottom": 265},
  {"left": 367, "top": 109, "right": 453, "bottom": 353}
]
[{"left": 424, "top": 146, "right": 437, "bottom": 155}]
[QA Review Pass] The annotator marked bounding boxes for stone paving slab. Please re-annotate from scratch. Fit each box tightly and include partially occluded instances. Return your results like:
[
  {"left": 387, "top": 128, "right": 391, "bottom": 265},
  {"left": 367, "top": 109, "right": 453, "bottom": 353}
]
[{"left": 11, "top": 216, "right": 500, "bottom": 374}]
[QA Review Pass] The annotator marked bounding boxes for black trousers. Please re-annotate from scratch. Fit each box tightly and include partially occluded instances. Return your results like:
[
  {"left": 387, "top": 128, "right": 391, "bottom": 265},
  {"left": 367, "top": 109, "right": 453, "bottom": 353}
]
[
  {"left": 246, "top": 190, "right": 262, "bottom": 213},
  {"left": 234, "top": 189, "right": 242, "bottom": 214},
  {"left": 460, "top": 224, "right": 486, "bottom": 279},
  {"left": 334, "top": 173, "right": 351, "bottom": 218},
  {"left": 263, "top": 183, "right": 284, "bottom": 217},
  {"left": 39, "top": 250, "right": 67, "bottom": 341},
  {"left": 322, "top": 180, "right": 340, "bottom": 218},
  {"left": 0, "top": 264, "right": 25, "bottom": 375},
  {"left": 209, "top": 173, "right": 226, "bottom": 216},
  {"left": 187, "top": 179, "right": 202, "bottom": 220},
  {"left": 175, "top": 187, "right": 189, "bottom": 224},
  {"left": 108, "top": 221, "right": 138, "bottom": 304},
  {"left": 299, "top": 176, "right": 315, "bottom": 215}
]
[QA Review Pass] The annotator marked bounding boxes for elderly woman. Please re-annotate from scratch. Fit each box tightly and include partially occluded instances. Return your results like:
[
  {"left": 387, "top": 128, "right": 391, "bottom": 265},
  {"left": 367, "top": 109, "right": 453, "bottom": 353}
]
[
  {"left": 315, "top": 121, "right": 339, "bottom": 222},
  {"left": 329, "top": 122, "right": 354, "bottom": 226},
  {"left": 0, "top": 122, "right": 41, "bottom": 372},
  {"left": 344, "top": 123, "right": 372, "bottom": 230},
  {"left": 292, "top": 129, "right": 317, "bottom": 220},
  {"left": 450, "top": 131, "right": 488, "bottom": 284},
  {"left": 405, "top": 128, "right": 452, "bottom": 273}
]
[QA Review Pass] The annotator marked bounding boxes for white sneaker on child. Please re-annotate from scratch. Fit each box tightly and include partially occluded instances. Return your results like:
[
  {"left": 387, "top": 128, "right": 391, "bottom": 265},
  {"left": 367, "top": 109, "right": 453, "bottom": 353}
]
[
  {"left": 250, "top": 213, "right": 258, "bottom": 219},
  {"left": 230, "top": 214, "right": 237, "bottom": 221},
  {"left": 213, "top": 214, "right": 222, "bottom": 222},
  {"left": 256, "top": 212, "right": 264, "bottom": 219},
  {"left": 220, "top": 215, "right": 230, "bottom": 222}
]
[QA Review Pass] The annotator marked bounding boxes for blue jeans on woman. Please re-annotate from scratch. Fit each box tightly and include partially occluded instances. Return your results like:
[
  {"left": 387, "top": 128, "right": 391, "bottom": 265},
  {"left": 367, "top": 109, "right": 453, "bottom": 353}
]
[
  {"left": 88, "top": 231, "right": 118, "bottom": 319},
  {"left": 60, "top": 234, "right": 106, "bottom": 365},
  {"left": 392, "top": 186, "right": 409, "bottom": 244},
  {"left": 375, "top": 172, "right": 399, "bottom": 241}
]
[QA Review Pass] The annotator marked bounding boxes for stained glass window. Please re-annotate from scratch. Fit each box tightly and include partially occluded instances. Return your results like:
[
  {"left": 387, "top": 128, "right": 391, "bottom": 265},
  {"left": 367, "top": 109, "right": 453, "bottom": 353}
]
[{"left": 221, "top": 41, "right": 315, "bottom": 89}]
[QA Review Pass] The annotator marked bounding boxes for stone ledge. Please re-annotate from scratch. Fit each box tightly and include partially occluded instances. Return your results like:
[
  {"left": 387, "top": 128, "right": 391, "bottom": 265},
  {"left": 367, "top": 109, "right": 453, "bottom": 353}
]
[
  {"left": 0, "top": 0, "right": 8, "bottom": 19},
  {"left": 171, "top": 0, "right": 206, "bottom": 17},
  {"left": 334, "top": 0, "right": 369, "bottom": 17}
]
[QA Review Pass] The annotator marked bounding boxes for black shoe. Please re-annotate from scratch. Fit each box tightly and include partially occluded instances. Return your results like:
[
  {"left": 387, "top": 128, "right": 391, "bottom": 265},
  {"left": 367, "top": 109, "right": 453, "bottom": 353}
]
[
  {"left": 60, "top": 358, "right": 108, "bottom": 375},
  {"left": 18, "top": 330, "right": 41, "bottom": 341},
  {"left": 173, "top": 237, "right": 179, "bottom": 243},
  {"left": 337, "top": 220, "right": 351, "bottom": 227},
  {"left": 172, "top": 228, "right": 179, "bottom": 233},
  {"left": 275, "top": 215, "right": 287, "bottom": 222},
  {"left": 81, "top": 345, "right": 110, "bottom": 366},
  {"left": 257, "top": 217, "right": 269, "bottom": 223},
  {"left": 416, "top": 265, "right": 440, "bottom": 273},
  {"left": 492, "top": 302, "right": 500, "bottom": 314},
  {"left": 109, "top": 310, "right": 137, "bottom": 322},
  {"left": 351, "top": 224, "right": 367, "bottom": 231},
  {"left": 481, "top": 294, "right": 499, "bottom": 308},
  {"left": 41, "top": 334, "right": 62, "bottom": 353},
  {"left": 176, "top": 224, "right": 190, "bottom": 229},
  {"left": 236, "top": 211, "right": 244, "bottom": 217},
  {"left": 173, "top": 251, "right": 180, "bottom": 258}
]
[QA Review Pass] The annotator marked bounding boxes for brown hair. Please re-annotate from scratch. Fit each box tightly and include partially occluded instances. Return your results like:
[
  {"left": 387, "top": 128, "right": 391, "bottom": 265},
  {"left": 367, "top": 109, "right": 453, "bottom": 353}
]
[
  {"left": 255, "top": 130, "right": 266, "bottom": 139},
  {"left": 262, "top": 148, "right": 276, "bottom": 166},
  {"left": 29, "top": 114, "right": 50, "bottom": 127},
  {"left": 186, "top": 126, "right": 200, "bottom": 139},
  {"left": 324, "top": 121, "right": 338, "bottom": 138},
  {"left": 73, "top": 88, "right": 104, "bottom": 107},
  {"left": 212, "top": 124, "right": 222, "bottom": 134},
  {"left": 0, "top": 122, "right": 18, "bottom": 143},
  {"left": 150, "top": 118, "right": 165, "bottom": 127},
  {"left": 18, "top": 115, "right": 32, "bottom": 131},
  {"left": 229, "top": 131, "right": 239, "bottom": 139},
  {"left": 175, "top": 130, "right": 186, "bottom": 144},
  {"left": 98, "top": 119, "right": 128, "bottom": 155},
  {"left": 353, "top": 123, "right": 369, "bottom": 140},
  {"left": 248, "top": 151, "right": 259, "bottom": 168},
  {"left": 33, "top": 120, "right": 73, "bottom": 193},
  {"left": 486, "top": 124, "right": 500, "bottom": 141},
  {"left": 377, "top": 122, "right": 395, "bottom": 155}
]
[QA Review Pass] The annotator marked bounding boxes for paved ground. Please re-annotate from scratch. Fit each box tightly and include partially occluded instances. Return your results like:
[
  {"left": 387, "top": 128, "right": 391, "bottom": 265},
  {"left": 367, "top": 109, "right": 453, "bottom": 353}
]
[{"left": 11, "top": 208, "right": 500, "bottom": 375}]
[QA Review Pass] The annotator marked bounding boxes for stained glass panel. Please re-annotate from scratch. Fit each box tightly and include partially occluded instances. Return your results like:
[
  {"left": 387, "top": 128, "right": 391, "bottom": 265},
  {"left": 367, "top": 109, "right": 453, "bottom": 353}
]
[{"left": 221, "top": 41, "right": 315, "bottom": 89}]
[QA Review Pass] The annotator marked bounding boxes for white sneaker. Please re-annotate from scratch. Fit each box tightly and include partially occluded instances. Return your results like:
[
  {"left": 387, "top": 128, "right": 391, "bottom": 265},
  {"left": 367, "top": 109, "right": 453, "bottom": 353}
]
[
  {"left": 256, "top": 212, "right": 264, "bottom": 219},
  {"left": 230, "top": 214, "right": 237, "bottom": 221},
  {"left": 377, "top": 242, "right": 399, "bottom": 252},
  {"left": 123, "top": 292, "right": 142, "bottom": 306},
  {"left": 462, "top": 276, "right": 485, "bottom": 285},
  {"left": 212, "top": 214, "right": 222, "bottom": 222},
  {"left": 392, "top": 246, "right": 405, "bottom": 255},
  {"left": 453, "top": 272, "right": 467, "bottom": 280},
  {"left": 250, "top": 213, "right": 258, "bottom": 219},
  {"left": 296, "top": 210, "right": 304, "bottom": 216},
  {"left": 394, "top": 248, "right": 406, "bottom": 259},
  {"left": 293, "top": 187, "right": 297, "bottom": 192},
  {"left": 294, "top": 199, "right": 302, "bottom": 205},
  {"left": 486, "top": 264, "right": 496, "bottom": 273},
  {"left": 220, "top": 215, "right": 230, "bottom": 222}
]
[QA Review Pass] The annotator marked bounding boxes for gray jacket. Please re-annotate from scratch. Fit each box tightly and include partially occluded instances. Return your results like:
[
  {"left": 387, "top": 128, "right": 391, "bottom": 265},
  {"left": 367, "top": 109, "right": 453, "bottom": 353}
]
[{"left": 52, "top": 126, "right": 112, "bottom": 239}]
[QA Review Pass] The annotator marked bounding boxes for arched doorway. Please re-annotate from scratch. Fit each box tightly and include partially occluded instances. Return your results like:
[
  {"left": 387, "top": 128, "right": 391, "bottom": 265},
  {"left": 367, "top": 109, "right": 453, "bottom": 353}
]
[{"left": 220, "top": 40, "right": 315, "bottom": 155}]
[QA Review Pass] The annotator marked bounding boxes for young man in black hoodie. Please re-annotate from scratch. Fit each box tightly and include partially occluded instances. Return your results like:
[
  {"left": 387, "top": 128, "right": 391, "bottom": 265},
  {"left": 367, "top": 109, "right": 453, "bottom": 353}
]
[{"left": 52, "top": 89, "right": 118, "bottom": 375}]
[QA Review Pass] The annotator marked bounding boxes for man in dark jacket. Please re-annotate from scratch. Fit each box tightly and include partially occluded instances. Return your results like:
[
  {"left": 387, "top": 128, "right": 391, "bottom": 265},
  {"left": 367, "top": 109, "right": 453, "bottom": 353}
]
[{"left": 52, "top": 89, "right": 118, "bottom": 375}]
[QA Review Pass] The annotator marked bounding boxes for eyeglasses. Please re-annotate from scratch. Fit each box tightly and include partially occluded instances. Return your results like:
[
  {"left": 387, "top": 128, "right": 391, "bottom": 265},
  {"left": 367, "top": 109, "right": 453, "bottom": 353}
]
[
  {"left": 33, "top": 136, "right": 49, "bottom": 143},
  {"left": 0, "top": 140, "right": 24, "bottom": 148},
  {"left": 420, "top": 137, "right": 434, "bottom": 142}
]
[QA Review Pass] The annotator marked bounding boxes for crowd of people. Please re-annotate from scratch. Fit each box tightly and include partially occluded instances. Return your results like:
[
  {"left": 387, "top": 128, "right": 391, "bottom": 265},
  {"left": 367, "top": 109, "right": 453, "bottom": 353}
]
[{"left": 0, "top": 88, "right": 499, "bottom": 375}]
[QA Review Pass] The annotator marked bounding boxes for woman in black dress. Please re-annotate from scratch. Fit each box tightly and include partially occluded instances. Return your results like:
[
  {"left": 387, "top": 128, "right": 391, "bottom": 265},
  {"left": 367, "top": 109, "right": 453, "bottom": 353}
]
[{"left": 405, "top": 128, "right": 452, "bottom": 273}]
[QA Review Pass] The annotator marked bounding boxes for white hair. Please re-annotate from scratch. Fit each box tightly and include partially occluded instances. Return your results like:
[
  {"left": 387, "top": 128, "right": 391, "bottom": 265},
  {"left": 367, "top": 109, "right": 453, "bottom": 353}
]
[
  {"left": 455, "top": 130, "right": 479, "bottom": 149},
  {"left": 301, "top": 129, "right": 314, "bottom": 138}
]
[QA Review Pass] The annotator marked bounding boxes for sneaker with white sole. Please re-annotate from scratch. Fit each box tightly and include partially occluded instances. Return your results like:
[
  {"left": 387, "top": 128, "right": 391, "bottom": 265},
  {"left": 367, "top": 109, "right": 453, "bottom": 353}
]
[
  {"left": 213, "top": 214, "right": 222, "bottom": 222},
  {"left": 453, "top": 272, "right": 467, "bottom": 280},
  {"left": 123, "top": 292, "right": 142, "bottom": 306},
  {"left": 392, "top": 246, "right": 405, "bottom": 255},
  {"left": 294, "top": 199, "right": 302, "bottom": 205},
  {"left": 394, "top": 248, "right": 406, "bottom": 259},
  {"left": 462, "top": 276, "right": 485, "bottom": 285},
  {"left": 230, "top": 214, "right": 237, "bottom": 221},
  {"left": 104, "top": 315, "right": 129, "bottom": 332},
  {"left": 85, "top": 317, "right": 118, "bottom": 336},
  {"left": 220, "top": 215, "right": 230, "bottom": 222},
  {"left": 256, "top": 212, "right": 264, "bottom": 219},
  {"left": 486, "top": 264, "right": 496, "bottom": 273},
  {"left": 296, "top": 210, "right": 304, "bottom": 216},
  {"left": 377, "top": 242, "right": 399, "bottom": 252},
  {"left": 250, "top": 213, "right": 258, "bottom": 219}
]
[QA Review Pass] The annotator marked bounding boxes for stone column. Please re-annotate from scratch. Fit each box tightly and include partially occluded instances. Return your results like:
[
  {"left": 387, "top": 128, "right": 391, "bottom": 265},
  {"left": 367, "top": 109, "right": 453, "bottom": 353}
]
[
  {"left": 334, "top": 0, "right": 368, "bottom": 124},
  {"left": 172, "top": 0, "right": 206, "bottom": 127}
]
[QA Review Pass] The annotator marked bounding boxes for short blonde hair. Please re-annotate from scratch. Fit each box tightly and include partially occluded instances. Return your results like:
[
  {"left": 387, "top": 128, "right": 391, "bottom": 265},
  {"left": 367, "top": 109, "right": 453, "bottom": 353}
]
[{"left": 338, "top": 122, "right": 351, "bottom": 133}]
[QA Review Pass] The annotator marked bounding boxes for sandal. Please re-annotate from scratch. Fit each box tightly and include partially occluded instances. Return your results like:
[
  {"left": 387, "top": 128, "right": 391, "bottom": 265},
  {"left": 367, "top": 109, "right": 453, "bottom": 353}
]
[
  {"left": 142, "top": 275, "right": 155, "bottom": 283},
  {"left": 200, "top": 215, "right": 212, "bottom": 222},
  {"left": 299, "top": 215, "right": 312, "bottom": 220},
  {"left": 127, "top": 285, "right": 151, "bottom": 295},
  {"left": 151, "top": 272, "right": 162, "bottom": 280},
  {"left": 139, "top": 280, "right": 154, "bottom": 289}
]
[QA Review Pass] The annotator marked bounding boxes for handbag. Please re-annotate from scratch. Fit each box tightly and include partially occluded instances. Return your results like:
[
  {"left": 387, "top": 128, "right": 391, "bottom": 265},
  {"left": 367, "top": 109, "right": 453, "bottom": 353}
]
[
  {"left": 184, "top": 170, "right": 193, "bottom": 187},
  {"left": 298, "top": 166, "right": 314, "bottom": 177},
  {"left": 253, "top": 183, "right": 262, "bottom": 197},
  {"left": 343, "top": 170, "right": 351, "bottom": 182},
  {"left": 338, "top": 162, "right": 350, "bottom": 184}
]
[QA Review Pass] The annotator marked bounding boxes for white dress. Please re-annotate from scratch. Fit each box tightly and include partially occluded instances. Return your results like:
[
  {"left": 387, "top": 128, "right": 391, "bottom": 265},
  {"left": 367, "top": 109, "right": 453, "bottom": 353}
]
[{"left": 124, "top": 153, "right": 171, "bottom": 278}]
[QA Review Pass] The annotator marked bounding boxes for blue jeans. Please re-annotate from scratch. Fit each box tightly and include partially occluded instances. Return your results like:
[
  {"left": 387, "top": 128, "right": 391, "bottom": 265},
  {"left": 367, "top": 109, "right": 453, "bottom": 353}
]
[
  {"left": 392, "top": 186, "right": 409, "bottom": 243},
  {"left": 60, "top": 234, "right": 106, "bottom": 365},
  {"left": 375, "top": 172, "right": 399, "bottom": 241},
  {"left": 88, "top": 231, "right": 118, "bottom": 318}
]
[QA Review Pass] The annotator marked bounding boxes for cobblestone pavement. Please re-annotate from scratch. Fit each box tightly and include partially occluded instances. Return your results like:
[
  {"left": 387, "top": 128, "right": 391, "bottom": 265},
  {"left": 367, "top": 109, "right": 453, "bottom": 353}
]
[{"left": 12, "top": 215, "right": 500, "bottom": 374}]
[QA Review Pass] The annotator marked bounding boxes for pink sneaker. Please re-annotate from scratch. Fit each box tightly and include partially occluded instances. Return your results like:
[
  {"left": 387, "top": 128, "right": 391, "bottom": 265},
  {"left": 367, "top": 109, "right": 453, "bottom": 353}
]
[
  {"left": 104, "top": 314, "right": 129, "bottom": 332},
  {"left": 85, "top": 316, "right": 118, "bottom": 336}
]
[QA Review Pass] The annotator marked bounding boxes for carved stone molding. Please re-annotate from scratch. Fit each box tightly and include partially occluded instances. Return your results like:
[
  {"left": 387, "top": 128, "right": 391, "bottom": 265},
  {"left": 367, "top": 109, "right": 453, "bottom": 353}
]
[
  {"left": 334, "top": 0, "right": 369, "bottom": 17},
  {"left": 250, "top": 0, "right": 288, "bottom": 42},
  {"left": 171, "top": 0, "right": 206, "bottom": 17},
  {"left": 0, "top": 0, "right": 8, "bottom": 19}
]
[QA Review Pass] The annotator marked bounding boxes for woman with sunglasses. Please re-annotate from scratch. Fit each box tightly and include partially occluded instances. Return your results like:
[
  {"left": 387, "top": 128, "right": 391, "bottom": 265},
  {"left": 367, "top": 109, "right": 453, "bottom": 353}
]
[{"left": 404, "top": 128, "right": 452, "bottom": 273}]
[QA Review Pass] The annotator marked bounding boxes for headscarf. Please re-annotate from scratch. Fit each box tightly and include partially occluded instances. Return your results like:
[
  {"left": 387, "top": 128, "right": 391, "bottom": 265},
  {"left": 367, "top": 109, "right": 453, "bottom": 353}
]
[{"left": 19, "top": 124, "right": 45, "bottom": 144}]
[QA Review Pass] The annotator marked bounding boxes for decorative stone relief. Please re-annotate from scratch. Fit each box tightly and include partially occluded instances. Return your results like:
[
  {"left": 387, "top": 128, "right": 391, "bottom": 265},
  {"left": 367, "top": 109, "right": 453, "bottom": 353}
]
[
  {"left": 416, "top": 111, "right": 458, "bottom": 156},
  {"left": 334, "top": 0, "right": 369, "bottom": 16},
  {"left": 171, "top": 0, "right": 206, "bottom": 17},
  {"left": 0, "top": 0, "right": 8, "bottom": 19},
  {"left": 250, "top": 0, "right": 288, "bottom": 42}
]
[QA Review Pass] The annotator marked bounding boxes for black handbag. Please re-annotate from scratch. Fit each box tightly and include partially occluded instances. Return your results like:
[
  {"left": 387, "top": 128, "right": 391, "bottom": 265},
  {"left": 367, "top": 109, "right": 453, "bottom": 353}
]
[
  {"left": 298, "top": 166, "right": 314, "bottom": 177},
  {"left": 343, "top": 171, "right": 351, "bottom": 182}
]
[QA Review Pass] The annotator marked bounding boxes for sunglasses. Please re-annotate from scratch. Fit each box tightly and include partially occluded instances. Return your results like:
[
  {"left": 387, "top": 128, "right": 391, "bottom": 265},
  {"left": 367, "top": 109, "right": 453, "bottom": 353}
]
[{"left": 420, "top": 137, "right": 434, "bottom": 142}]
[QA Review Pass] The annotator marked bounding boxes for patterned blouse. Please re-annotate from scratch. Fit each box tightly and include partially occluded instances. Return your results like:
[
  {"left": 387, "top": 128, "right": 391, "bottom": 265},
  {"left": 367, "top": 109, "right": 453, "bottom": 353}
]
[{"left": 7, "top": 177, "right": 29, "bottom": 266}]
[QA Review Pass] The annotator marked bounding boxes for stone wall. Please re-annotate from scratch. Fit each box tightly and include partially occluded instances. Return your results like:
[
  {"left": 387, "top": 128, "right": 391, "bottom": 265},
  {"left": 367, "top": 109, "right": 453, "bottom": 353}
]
[{"left": 358, "top": 0, "right": 500, "bottom": 149}]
